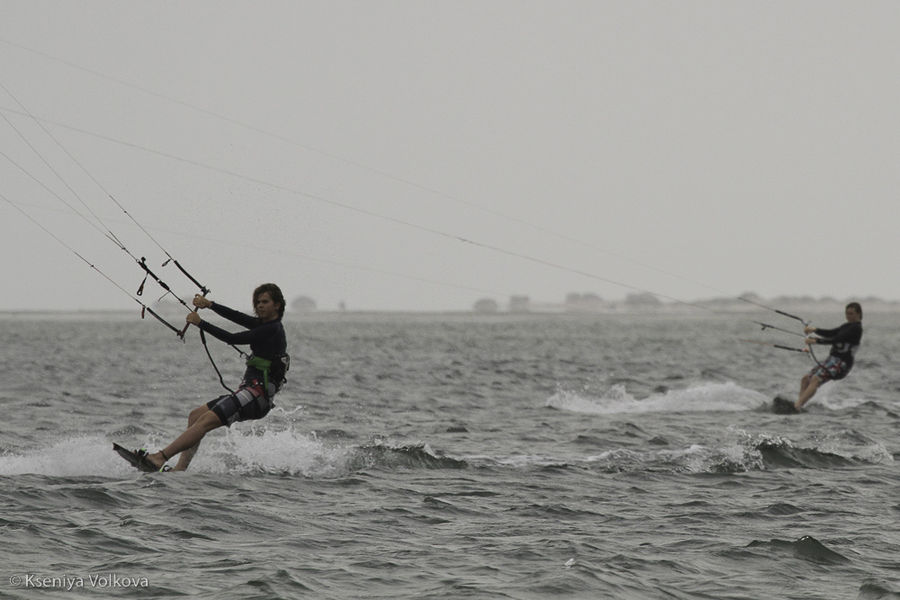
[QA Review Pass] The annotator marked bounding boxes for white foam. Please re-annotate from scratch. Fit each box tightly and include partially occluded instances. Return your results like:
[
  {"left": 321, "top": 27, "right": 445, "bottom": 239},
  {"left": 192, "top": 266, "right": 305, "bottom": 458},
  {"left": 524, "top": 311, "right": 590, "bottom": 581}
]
[
  {"left": 0, "top": 435, "right": 134, "bottom": 477},
  {"left": 546, "top": 381, "right": 767, "bottom": 415},
  {"left": 0, "top": 427, "right": 355, "bottom": 478},
  {"left": 189, "top": 427, "right": 355, "bottom": 477}
]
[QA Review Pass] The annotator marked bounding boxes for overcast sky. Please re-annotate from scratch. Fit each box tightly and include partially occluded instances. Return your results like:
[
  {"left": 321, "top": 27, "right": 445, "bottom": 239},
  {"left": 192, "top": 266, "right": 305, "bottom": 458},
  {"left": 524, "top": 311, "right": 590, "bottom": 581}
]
[{"left": 2, "top": 1, "right": 898, "bottom": 313}]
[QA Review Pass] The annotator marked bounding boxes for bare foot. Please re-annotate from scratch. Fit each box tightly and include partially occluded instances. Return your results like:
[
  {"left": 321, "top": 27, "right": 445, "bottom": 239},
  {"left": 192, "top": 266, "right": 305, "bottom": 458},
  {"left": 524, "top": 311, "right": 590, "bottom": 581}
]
[{"left": 147, "top": 452, "right": 167, "bottom": 470}]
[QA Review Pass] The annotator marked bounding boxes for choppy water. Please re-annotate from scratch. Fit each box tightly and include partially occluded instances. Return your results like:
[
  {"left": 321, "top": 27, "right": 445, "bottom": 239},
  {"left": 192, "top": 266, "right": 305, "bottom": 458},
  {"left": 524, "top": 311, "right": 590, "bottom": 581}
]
[{"left": 2, "top": 310, "right": 899, "bottom": 599}]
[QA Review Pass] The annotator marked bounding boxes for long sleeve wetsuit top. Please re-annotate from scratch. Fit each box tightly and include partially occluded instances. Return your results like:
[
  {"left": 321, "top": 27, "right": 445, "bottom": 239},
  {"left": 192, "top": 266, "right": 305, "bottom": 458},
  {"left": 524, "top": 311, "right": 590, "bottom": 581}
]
[
  {"left": 812, "top": 321, "right": 862, "bottom": 367},
  {"left": 197, "top": 302, "right": 287, "bottom": 384}
]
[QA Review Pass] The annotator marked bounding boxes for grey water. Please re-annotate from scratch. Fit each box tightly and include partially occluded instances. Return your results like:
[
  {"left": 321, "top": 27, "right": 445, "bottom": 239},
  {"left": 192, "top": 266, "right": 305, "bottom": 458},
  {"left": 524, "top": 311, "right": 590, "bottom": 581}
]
[{"left": 2, "top": 311, "right": 898, "bottom": 599}]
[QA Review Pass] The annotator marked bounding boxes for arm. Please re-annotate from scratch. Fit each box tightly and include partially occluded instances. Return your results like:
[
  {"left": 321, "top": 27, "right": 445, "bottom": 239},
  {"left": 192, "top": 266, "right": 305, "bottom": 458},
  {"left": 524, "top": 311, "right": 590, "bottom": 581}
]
[
  {"left": 196, "top": 318, "right": 281, "bottom": 346},
  {"left": 809, "top": 325, "right": 839, "bottom": 339},
  {"left": 186, "top": 295, "right": 260, "bottom": 343},
  {"left": 806, "top": 323, "right": 859, "bottom": 345},
  {"left": 208, "top": 302, "right": 260, "bottom": 329},
  {"left": 191, "top": 294, "right": 259, "bottom": 329}
]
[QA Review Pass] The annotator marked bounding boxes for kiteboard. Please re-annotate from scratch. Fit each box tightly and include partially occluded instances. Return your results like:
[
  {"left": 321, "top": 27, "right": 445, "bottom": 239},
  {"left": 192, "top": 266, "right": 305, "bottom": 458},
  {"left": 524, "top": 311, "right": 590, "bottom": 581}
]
[
  {"left": 113, "top": 443, "right": 168, "bottom": 472},
  {"left": 772, "top": 395, "right": 799, "bottom": 415}
]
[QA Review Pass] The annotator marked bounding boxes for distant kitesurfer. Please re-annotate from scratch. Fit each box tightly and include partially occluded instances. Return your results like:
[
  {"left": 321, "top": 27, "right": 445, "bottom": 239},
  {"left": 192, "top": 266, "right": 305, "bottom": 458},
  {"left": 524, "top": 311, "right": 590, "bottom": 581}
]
[
  {"left": 131, "top": 283, "right": 289, "bottom": 471},
  {"left": 796, "top": 302, "right": 862, "bottom": 411}
]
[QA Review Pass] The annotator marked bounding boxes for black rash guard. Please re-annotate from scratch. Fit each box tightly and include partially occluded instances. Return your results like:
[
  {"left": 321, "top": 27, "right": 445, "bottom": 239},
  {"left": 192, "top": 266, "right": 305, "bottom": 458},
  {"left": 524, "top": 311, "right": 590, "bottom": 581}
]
[
  {"left": 197, "top": 302, "right": 287, "bottom": 385},
  {"left": 811, "top": 321, "right": 862, "bottom": 367}
]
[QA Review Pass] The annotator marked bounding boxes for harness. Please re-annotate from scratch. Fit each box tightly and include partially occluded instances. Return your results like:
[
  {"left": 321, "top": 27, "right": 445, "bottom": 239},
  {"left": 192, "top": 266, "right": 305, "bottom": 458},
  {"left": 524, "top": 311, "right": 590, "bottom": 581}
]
[{"left": 246, "top": 353, "right": 290, "bottom": 399}]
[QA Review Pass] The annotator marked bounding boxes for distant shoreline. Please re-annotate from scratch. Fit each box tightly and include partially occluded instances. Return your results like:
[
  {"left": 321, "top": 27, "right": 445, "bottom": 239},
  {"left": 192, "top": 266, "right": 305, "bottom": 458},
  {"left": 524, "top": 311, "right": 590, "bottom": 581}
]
[{"left": 4, "top": 297, "right": 900, "bottom": 320}]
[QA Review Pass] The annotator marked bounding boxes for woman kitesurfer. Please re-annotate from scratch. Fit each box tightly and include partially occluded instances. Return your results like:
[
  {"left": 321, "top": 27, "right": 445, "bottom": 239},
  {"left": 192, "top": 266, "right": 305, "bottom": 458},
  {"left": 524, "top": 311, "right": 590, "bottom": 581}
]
[
  {"left": 132, "top": 283, "right": 289, "bottom": 471},
  {"left": 796, "top": 302, "right": 862, "bottom": 410}
]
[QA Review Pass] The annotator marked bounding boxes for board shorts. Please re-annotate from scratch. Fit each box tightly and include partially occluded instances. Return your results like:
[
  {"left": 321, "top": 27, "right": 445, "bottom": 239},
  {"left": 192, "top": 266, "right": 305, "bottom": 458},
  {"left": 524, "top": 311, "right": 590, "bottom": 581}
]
[
  {"left": 207, "top": 379, "right": 277, "bottom": 426},
  {"left": 809, "top": 355, "right": 851, "bottom": 382}
]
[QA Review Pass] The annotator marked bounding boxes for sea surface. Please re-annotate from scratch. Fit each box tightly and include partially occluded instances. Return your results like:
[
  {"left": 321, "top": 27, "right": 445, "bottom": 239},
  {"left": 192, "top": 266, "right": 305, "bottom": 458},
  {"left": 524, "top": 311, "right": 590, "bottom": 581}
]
[{"left": 2, "top": 310, "right": 898, "bottom": 599}]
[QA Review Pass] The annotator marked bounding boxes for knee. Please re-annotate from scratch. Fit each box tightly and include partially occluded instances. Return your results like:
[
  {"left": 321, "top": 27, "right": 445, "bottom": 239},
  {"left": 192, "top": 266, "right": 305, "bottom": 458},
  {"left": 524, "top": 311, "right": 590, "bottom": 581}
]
[
  {"left": 188, "top": 405, "right": 209, "bottom": 426},
  {"left": 195, "top": 409, "right": 224, "bottom": 432}
]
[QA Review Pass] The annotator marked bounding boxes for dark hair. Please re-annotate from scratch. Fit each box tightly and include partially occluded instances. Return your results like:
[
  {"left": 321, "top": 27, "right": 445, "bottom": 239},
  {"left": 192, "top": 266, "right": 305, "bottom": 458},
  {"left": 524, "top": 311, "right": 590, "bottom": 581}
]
[
  {"left": 254, "top": 283, "right": 285, "bottom": 318},
  {"left": 846, "top": 302, "right": 862, "bottom": 319}
]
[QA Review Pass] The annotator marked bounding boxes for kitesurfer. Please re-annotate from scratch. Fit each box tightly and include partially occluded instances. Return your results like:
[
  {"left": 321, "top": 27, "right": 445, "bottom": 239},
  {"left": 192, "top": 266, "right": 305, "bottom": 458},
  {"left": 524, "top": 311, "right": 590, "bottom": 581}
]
[
  {"left": 796, "top": 302, "right": 862, "bottom": 410},
  {"left": 136, "top": 283, "right": 289, "bottom": 471}
]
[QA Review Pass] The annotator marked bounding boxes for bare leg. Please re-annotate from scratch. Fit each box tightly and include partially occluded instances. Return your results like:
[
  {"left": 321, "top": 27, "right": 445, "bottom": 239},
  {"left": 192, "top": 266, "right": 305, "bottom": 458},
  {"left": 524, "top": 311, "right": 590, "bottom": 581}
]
[
  {"left": 174, "top": 406, "right": 217, "bottom": 471},
  {"left": 145, "top": 407, "right": 224, "bottom": 472},
  {"left": 796, "top": 374, "right": 822, "bottom": 410}
]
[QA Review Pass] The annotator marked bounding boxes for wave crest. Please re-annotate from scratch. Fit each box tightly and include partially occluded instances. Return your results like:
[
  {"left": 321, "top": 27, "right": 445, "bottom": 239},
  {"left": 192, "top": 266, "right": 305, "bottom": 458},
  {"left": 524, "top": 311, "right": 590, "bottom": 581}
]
[{"left": 546, "top": 382, "right": 767, "bottom": 414}]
